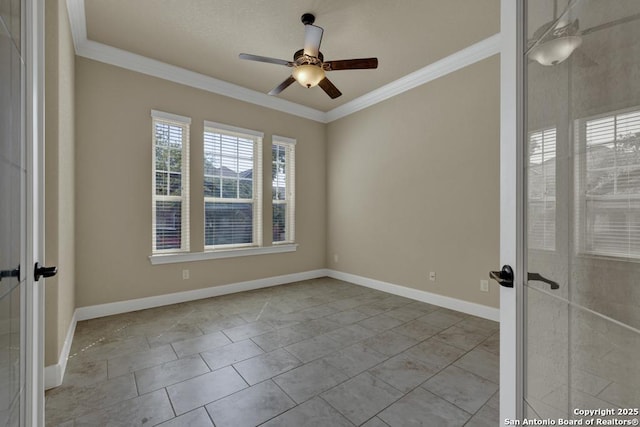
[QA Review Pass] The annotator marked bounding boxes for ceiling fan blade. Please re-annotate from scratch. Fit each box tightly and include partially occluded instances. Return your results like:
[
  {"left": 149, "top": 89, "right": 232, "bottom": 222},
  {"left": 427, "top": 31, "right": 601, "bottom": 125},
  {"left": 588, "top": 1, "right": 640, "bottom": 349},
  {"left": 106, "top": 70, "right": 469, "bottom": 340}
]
[
  {"left": 239, "top": 53, "right": 294, "bottom": 67},
  {"left": 268, "top": 76, "right": 296, "bottom": 96},
  {"left": 303, "top": 25, "right": 324, "bottom": 57},
  {"left": 324, "top": 58, "right": 378, "bottom": 71},
  {"left": 580, "top": 12, "right": 640, "bottom": 36},
  {"left": 318, "top": 77, "right": 342, "bottom": 99}
]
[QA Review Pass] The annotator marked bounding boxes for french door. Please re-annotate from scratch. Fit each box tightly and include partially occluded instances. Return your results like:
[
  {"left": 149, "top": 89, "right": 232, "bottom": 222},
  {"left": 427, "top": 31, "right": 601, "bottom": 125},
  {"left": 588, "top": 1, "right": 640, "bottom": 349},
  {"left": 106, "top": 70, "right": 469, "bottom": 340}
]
[
  {"left": 501, "top": 0, "right": 640, "bottom": 422},
  {"left": 0, "top": 0, "right": 45, "bottom": 425}
]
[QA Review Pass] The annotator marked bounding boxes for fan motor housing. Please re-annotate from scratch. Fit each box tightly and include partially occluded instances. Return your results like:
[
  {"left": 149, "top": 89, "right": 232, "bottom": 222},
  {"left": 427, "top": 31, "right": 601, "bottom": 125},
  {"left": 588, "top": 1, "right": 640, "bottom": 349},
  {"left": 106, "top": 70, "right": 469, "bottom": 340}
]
[
  {"left": 301, "top": 13, "right": 315, "bottom": 25},
  {"left": 294, "top": 49, "right": 323, "bottom": 63}
]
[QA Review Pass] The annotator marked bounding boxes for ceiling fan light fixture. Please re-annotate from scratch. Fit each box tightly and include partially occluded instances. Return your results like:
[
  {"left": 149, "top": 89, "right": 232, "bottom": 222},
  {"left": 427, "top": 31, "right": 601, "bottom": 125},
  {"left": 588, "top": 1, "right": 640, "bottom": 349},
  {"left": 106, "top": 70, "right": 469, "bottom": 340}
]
[
  {"left": 529, "top": 35, "right": 582, "bottom": 66},
  {"left": 292, "top": 64, "right": 325, "bottom": 88}
]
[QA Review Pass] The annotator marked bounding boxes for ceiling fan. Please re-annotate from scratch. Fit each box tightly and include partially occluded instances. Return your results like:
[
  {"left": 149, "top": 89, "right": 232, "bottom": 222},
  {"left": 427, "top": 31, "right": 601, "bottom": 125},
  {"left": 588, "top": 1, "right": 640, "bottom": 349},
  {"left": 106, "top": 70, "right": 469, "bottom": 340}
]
[
  {"left": 239, "top": 13, "right": 378, "bottom": 99},
  {"left": 528, "top": 15, "right": 583, "bottom": 66},
  {"left": 527, "top": 0, "right": 640, "bottom": 67}
]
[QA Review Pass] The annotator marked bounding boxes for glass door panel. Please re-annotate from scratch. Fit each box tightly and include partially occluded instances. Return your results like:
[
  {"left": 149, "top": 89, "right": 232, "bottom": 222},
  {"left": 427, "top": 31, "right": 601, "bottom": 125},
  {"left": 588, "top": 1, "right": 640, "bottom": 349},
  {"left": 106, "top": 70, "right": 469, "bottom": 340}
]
[
  {"left": 0, "top": 8, "right": 24, "bottom": 427},
  {"left": 524, "top": 0, "right": 640, "bottom": 421}
]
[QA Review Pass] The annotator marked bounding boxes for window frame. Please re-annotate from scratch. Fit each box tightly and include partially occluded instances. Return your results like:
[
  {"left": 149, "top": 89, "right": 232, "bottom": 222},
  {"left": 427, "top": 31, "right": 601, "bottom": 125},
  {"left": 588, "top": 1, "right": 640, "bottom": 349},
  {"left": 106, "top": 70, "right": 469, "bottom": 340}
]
[
  {"left": 576, "top": 106, "right": 640, "bottom": 260},
  {"left": 272, "top": 136, "right": 296, "bottom": 245},
  {"left": 203, "top": 121, "right": 263, "bottom": 251},
  {"left": 151, "top": 110, "right": 191, "bottom": 254}
]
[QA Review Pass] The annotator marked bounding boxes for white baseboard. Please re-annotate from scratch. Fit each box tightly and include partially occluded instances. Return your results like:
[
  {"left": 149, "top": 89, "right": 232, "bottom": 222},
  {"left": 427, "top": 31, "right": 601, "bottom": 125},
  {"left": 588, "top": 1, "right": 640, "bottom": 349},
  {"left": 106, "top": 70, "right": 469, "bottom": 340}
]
[
  {"left": 44, "top": 310, "right": 78, "bottom": 390},
  {"left": 75, "top": 269, "right": 329, "bottom": 321},
  {"left": 327, "top": 269, "right": 500, "bottom": 322}
]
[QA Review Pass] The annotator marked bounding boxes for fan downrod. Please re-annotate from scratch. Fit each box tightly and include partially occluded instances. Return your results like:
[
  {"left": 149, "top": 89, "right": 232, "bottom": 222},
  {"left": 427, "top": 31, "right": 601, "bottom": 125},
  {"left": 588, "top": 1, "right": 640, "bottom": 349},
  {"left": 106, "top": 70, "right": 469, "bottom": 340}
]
[{"left": 301, "top": 13, "right": 315, "bottom": 25}]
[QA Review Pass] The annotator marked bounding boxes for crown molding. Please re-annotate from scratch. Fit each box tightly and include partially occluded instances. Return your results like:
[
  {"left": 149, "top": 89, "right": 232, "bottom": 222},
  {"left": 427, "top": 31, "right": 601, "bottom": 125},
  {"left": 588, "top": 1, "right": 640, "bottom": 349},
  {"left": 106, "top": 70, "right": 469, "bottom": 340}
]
[
  {"left": 66, "top": 0, "right": 86, "bottom": 50},
  {"left": 65, "top": 0, "right": 500, "bottom": 124},
  {"left": 325, "top": 34, "right": 501, "bottom": 122},
  {"left": 76, "top": 40, "right": 329, "bottom": 123}
]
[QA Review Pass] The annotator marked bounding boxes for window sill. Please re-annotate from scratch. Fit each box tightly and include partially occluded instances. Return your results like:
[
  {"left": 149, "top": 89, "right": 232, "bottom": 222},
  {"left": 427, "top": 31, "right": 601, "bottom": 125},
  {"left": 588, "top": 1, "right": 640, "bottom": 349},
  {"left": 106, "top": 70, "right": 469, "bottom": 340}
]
[
  {"left": 575, "top": 251, "right": 640, "bottom": 264},
  {"left": 149, "top": 244, "right": 298, "bottom": 265}
]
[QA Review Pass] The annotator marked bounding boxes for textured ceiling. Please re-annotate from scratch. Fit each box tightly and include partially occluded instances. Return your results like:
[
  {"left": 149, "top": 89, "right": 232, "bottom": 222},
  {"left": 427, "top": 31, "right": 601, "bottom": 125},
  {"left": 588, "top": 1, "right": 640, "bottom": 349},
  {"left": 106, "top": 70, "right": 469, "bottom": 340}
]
[{"left": 84, "top": 0, "right": 499, "bottom": 112}]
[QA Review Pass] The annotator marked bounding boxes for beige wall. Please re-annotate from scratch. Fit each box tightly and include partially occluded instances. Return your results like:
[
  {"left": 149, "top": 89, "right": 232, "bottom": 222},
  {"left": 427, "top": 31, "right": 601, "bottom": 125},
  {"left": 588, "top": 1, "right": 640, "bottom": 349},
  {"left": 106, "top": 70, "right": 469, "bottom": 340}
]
[
  {"left": 74, "top": 58, "right": 326, "bottom": 307},
  {"left": 45, "top": 0, "right": 76, "bottom": 366},
  {"left": 327, "top": 56, "right": 501, "bottom": 309}
]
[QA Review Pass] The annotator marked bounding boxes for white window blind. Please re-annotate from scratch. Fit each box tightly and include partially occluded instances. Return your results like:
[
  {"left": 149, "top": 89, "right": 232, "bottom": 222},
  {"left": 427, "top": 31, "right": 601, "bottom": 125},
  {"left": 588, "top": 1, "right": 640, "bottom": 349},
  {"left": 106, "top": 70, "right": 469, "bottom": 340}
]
[
  {"left": 528, "top": 128, "right": 556, "bottom": 251},
  {"left": 151, "top": 110, "right": 190, "bottom": 253},
  {"left": 203, "top": 122, "right": 263, "bottom": 249},
  {"left": 272, "top": 136, "right": 296, "bottom": 244},
  {"left": 578, "top": 108, "right": 640, "bottom": 258}
]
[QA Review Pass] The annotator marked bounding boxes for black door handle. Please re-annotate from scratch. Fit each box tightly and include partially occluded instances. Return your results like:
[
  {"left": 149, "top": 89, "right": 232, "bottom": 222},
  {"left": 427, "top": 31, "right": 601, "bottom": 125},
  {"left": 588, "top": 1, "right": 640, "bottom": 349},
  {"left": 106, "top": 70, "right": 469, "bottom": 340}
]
[
  {"left": 490, "top": 265, "right": 514, "bottom": 288},
  {"left": 0, "top": 265, "right": 20, "bottom": 281},
  {"left": 34, "top": 262, "right": 57, "bottom": 281},
  {"left": 527, "top": 272, "right": 559, "bottom": 290}
]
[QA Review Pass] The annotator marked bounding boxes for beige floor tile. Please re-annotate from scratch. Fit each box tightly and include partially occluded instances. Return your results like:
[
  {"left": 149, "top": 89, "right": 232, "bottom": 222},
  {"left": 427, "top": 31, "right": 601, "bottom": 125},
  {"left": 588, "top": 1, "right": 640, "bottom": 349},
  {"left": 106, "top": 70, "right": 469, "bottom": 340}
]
[
  {"left": 261, "top": 397, "right": 354, "bottom": 427},
  {"left": 274, "top": 359, "right": 349, "bottom": 403},
  {"left": 233, "top": 348, "right": 301, "bottom": 385},
  {"left": 74, "top": 389, "right": 174, "bottom": 426},
  {"left": 171, "top": 330, "right": 231, "bottom": 357},
  {"left": 107, "top": 344, "right": 176, "bottom": 378},
  {"left": 361, "top": 330, "right": 418, "bottom": 357},
  {"left": 156, "top": 407, "right": 214, "bottom": 427},
  {"left": 368, "top": 353, "right": 439, "bottom": 393},
  {"left": 378, "top": 388, "right": 471, "bottom": 427},
  {"left": 200, "top": 339, "right": 264, "bottom": 371},
  {"left": 422, "top": 365, "right": 498, "bottom": 413},
  {"left": 323, "top": 342, "right": 388, "bottom": 377},
  {"left": 46, "top": 279, "right": 500, "bottom": 426},
  {"left": 166, "top": 366, "right": 247, "bottom": 415},
  {"left": 135, "top": 354, "right": 210, "bottom": 394},
  {"left": 205, "top": 380, "right": 295, "bottom": 427},
  {"left": 321, "top": 372, "right": 403, "bottom": 425}
]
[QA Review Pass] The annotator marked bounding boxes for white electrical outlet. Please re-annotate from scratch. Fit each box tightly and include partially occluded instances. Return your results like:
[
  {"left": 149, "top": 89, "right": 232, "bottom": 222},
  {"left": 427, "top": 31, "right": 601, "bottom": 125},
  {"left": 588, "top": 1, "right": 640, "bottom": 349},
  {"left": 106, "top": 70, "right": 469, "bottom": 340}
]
[
  {"left": 182, "top": 269, "right": 190, "bottom": 280},
  {"left": 429, "top": 272, "right": 436, "bottom": 281},
  {"left": 334, "top": 254, "right": 339, "bottom": 263},
  {"left": 480, "top": 279, "right": 489, "bottom": 292}
]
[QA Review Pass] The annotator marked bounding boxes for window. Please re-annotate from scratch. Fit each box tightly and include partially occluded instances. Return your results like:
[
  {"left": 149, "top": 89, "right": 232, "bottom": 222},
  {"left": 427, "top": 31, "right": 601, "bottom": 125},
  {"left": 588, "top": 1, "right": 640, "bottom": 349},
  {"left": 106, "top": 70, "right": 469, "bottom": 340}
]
[
  {"left": 149, "top": 114, "right": 297, "bottom": 264},
  {"left": 272, "top": 136, "right": 296, "bottom": 243},
  {"left": 578, "top": 108, "right": 640, "bottom": 258},
  {"left": 152, "top": 110, "right": 190, "bottom": 253},
  {"left": 528, "top": 128, "right": 556, "bottom": 251},
  {"left": 203, "top": 122, "right": 263, "bottom": 249}
]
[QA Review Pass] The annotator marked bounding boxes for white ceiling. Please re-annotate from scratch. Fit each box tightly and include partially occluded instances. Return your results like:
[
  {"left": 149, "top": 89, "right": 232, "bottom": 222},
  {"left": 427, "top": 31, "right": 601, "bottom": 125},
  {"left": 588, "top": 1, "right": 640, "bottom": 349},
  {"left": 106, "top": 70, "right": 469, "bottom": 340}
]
[{"left": 82, "top": 0, "right": 500, "bottom": 112}]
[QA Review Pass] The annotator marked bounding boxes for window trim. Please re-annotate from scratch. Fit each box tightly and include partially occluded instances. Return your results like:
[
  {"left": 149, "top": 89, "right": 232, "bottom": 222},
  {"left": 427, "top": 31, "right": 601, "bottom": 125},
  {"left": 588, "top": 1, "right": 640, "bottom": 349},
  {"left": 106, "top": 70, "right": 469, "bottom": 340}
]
[
  {"left": 576, "top": 105, "right": 640, "bottom": 260},
  {"left": 149, "top": 244, "right": 298, "bottom": 265},
  {"left": 151, "top": 110, "right": 191, "bottom": 254},
  {"left": 272, "top": 135, "right": 296, "bottom": 245},
  {"left": 203, "top": 122, "right": 264, "bottom": 251}
]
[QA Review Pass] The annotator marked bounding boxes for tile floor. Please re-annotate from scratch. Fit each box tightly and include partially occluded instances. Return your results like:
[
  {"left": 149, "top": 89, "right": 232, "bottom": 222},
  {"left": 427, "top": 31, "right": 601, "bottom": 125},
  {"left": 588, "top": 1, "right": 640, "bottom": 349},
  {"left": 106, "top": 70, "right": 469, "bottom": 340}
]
[{"left": 45, "top": 277, "right": 500, "bottom": 426}]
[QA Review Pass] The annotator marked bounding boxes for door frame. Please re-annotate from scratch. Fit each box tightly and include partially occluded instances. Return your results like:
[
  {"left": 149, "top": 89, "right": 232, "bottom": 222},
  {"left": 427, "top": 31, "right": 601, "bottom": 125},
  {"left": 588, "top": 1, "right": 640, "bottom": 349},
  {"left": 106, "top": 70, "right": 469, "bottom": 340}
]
[
  {"left": 23, "top": 0, "right": 45, "bottom": 424},
  {"left": 500, "top": 0, "right": 525, "bottom": 422}
]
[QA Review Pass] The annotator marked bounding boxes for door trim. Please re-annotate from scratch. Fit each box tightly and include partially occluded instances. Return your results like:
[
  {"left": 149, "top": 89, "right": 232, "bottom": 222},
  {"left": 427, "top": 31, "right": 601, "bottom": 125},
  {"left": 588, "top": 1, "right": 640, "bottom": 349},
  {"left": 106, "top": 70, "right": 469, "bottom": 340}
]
[
  {"left": 24, "top": 0, "right": 45, "bottom": 424},
  {"left": 500, "top": 0, "right": 525, "bottom": 422}
]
